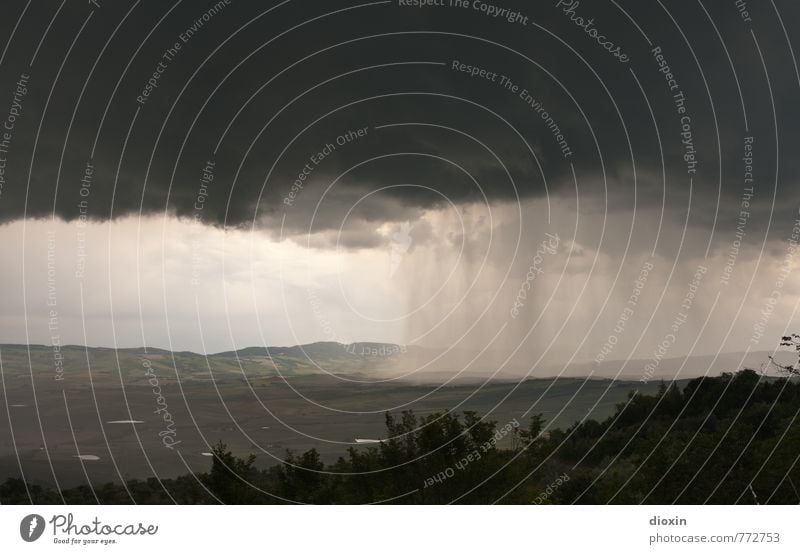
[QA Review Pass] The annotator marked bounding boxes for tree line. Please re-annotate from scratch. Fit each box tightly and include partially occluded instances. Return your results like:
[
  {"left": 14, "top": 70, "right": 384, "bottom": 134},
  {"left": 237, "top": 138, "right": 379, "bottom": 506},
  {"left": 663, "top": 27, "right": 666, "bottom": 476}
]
[{"left": 2, "top": 369, "right": 799, "bottom": 504}]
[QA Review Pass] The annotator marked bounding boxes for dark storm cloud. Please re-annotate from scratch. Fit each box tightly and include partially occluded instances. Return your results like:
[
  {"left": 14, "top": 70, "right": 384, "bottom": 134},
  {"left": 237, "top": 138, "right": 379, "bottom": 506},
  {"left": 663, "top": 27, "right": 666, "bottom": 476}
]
[{"left": 0, "top": 0, "right": 798, "bottom": 248}]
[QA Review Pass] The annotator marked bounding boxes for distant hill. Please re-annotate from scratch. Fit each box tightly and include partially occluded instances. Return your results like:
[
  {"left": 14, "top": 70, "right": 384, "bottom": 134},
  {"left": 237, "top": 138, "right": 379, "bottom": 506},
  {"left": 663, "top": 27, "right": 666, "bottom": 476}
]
[
  {"left": 549, "top": 350, "right": 795, "bottom": 381},
  {"left": 0, "top": 342, "right": 793, "bottom": 382},
  {"left": 213, "top": 341, "right": 421, "bottom": 360},
  {"left": 0, "top": 341, "right": 420, "bottom": 382}
]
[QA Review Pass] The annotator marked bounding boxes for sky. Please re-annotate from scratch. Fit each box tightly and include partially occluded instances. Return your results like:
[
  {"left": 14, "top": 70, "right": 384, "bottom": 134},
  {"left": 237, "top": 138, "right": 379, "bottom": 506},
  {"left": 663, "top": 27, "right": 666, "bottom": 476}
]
[{"left": 1, "top": 0, "right": 800, "bottom": 367}]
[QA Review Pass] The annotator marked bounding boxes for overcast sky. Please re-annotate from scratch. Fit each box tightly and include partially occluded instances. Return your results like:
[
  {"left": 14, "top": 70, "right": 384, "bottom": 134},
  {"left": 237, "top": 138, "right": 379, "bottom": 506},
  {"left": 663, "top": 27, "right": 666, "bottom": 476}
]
[{"left": 1, "top": 0, "right": 799, "bottom": 367}]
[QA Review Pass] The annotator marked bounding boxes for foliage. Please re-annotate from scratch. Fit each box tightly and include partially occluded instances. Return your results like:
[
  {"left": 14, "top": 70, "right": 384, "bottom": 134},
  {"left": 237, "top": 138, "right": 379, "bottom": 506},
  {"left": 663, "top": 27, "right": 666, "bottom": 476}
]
[{"left": 3, "top": 370, "right": 799, "bottom": 504}]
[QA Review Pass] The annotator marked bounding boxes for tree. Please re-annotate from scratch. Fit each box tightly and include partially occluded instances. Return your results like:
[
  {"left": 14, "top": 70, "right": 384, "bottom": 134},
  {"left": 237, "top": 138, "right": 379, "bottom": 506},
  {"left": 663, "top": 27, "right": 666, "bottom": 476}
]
[
  {"left": 205, "top": 441, "right": 258, "bottom": 504},
  {"left": 768, "top": 334, "right": 800, "bottom": 376}
]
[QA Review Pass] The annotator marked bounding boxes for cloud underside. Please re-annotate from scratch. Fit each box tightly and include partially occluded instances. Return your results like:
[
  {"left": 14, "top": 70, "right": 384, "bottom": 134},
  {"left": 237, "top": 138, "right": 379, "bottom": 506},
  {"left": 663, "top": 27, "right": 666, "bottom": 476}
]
[{"left": 0, "top": 0, "right": 797, "bottom": 254}]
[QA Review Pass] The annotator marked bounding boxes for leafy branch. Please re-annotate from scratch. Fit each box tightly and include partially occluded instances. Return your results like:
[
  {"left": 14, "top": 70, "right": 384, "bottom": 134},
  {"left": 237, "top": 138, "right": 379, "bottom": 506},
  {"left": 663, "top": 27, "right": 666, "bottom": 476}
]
[{"left": 768, "top": 334, "right": 800, "bottom": 377}]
